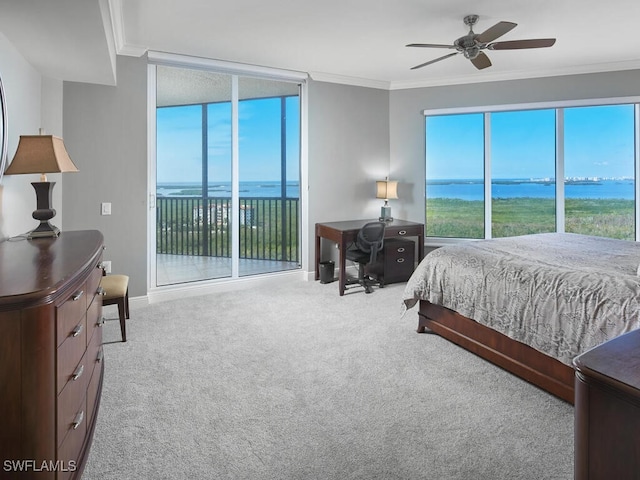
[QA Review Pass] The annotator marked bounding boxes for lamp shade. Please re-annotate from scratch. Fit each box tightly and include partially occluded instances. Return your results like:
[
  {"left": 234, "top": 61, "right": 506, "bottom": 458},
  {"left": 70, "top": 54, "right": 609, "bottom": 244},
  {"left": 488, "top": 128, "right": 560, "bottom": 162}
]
[
  {"left": 376, "top": 179, "right": 398, "bottom": 200},
  {"left": 5, "top": 135, "right": 78, "bottom": 177}
]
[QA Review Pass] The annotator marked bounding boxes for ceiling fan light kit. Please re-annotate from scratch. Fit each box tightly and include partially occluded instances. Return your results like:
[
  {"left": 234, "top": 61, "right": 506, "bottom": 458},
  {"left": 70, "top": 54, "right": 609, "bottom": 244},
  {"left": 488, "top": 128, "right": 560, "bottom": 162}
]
[{"left": 407, "top": 14, "right": 556, "bottom": 71}]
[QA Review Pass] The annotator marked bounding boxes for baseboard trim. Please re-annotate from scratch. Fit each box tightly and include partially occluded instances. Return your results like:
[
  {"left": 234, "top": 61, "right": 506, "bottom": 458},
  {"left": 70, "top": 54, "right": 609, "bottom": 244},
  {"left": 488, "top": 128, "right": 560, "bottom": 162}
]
[{"left": 146, "top": 269, "right": 306, "bottom": 304}]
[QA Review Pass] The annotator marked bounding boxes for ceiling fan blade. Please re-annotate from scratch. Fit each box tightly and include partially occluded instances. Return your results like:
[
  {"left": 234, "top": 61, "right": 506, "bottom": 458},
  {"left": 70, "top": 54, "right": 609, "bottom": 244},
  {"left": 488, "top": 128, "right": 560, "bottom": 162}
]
[
  {"left": 410, "top": 52, "right": 459, "bottom": 70},
  {"left": 476, "top": 21, "right": 517, "bottom": 44},
  {"left": 470, "top": 51, "right": 492, "bottom": 70},
  {"left": 489, "top": 38, "right": 556, "bottom": 50},
  {"left": 406, "top": 43, "right": 456, "bottom": 49}
]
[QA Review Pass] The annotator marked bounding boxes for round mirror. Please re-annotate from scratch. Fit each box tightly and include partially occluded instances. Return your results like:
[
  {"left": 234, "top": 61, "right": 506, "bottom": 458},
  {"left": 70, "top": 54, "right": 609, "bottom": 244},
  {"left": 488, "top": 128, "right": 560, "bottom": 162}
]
[{"left": 0, "top": 75, "right": 7, "bottom": 184}]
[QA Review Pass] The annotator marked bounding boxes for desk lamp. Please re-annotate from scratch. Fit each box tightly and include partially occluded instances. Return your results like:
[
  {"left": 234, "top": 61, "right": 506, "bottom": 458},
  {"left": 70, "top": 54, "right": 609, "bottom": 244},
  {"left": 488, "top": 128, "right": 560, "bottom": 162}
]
[
  {"left": 376, "top": 177, "right": 398, "bottom": 222},
  {"left": 4, "top": 134, "right": 79, "bottom": 238}
]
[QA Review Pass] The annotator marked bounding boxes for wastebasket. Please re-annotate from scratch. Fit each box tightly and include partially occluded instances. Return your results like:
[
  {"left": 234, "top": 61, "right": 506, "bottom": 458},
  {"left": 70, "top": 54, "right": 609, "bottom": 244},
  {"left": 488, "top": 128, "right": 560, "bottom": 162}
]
[{"left": 319, "top": 260, "right": 335, "bottom": 284}]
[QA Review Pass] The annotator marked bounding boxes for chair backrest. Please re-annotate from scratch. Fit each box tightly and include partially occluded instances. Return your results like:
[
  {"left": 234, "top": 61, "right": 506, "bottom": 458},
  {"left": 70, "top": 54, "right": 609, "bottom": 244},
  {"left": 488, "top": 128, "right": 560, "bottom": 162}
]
[{"left": 356, "top": 221, "right": 386, "bottom": 263}]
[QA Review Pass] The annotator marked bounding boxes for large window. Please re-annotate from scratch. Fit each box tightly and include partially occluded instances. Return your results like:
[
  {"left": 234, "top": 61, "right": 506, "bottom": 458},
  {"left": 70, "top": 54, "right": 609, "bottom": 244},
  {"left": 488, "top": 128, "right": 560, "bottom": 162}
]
[
  {"left": 564, "top": 105, "right": 635, "bottom": 240},
  {"left": 426, "top": 113, "right": 484, "bottom": 238},
  {"left": 425, "top": 101, "right": 639, "bottom": 241},
  {"left": 491, "top": 109, "right": 556, "bottom": 237}
]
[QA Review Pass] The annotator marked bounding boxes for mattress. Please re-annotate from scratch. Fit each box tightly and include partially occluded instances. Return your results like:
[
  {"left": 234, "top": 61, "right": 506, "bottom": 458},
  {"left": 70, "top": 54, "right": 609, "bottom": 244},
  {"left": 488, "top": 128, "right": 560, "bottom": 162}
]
[{"left": 402, "top": 233, "right": 640, "bottom": 365}]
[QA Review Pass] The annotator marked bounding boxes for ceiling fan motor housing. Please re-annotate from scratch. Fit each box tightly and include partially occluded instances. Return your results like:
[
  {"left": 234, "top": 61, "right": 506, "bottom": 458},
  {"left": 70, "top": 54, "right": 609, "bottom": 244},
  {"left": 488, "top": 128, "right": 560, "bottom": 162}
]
[{"left": 454, "top": 35, "right": 481, "bottom": 59}]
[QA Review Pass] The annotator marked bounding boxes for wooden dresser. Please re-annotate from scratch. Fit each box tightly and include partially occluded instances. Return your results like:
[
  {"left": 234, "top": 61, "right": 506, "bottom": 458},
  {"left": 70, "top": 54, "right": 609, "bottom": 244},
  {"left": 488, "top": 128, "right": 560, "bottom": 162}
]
[
  {"left": 573, "top": 328, "right": 640, "bottom": 479},
  {"left": 0, "top": 230, "right": 105, "bottom": 480}
]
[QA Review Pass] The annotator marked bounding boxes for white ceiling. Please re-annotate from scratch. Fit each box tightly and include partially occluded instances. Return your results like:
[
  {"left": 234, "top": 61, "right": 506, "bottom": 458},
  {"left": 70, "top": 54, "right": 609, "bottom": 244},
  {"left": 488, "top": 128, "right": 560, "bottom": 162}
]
[{"left": 2, "top": 0, "right": 640, "bottom": 90}]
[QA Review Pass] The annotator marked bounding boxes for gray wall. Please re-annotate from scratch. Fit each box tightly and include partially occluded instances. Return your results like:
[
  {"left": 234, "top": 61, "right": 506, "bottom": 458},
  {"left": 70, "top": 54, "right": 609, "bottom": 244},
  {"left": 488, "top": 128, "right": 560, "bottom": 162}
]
[
  {"left": 0, "top": 32, "right": 65, "bottom": 240},
  {"left": 307, "top": 80, "right": 390, "bottom": 268},
  {"left": 61, "top": 73, "right": 391, "bottom": 292},
  {"left": 62, "top": 55, "right": 148, "bottom": 296},
  {"left": 390, "top": 69, "right": 640, "bottom": 222},
  {"left": 58, "top": 55, "right": 640, "bottom": 296}
]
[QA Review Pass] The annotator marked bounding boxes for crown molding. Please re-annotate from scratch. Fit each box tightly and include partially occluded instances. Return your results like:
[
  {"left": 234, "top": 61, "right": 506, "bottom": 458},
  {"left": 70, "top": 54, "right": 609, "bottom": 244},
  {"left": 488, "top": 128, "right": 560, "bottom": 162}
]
[
  {"left": 108, "top": 0, "right": 147, "bottom": 57},
  {"left": 389, "top": 59, "right": 640, "bottom": 90},
  {"left": 309, "top": 72, "right": 390, "bottom": 90}
]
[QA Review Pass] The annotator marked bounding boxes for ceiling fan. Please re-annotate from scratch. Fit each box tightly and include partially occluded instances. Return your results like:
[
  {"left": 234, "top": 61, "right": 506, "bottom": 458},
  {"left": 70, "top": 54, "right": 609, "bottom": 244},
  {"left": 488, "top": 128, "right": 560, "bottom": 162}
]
[{"left": 407, "top": 14, "right": 556, "bottom": 70}]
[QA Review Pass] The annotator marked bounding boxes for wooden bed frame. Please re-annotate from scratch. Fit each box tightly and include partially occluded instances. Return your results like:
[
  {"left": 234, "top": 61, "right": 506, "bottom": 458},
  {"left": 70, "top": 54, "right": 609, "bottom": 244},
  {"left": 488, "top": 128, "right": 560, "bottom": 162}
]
[{"left": 418, "top": 301, "right": 575, "bottom": 404}]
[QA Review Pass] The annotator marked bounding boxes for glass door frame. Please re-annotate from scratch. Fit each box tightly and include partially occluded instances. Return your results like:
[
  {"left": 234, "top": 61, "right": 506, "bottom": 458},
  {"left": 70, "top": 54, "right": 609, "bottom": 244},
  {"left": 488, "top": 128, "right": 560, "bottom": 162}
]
[{"left": 146, "top": 53, "right": 308, "bottom": 291}]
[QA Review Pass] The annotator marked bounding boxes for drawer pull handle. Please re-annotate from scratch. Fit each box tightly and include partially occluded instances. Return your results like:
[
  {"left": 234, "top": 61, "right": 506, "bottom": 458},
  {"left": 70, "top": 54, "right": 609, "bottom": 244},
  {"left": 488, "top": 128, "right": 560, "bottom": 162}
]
[
  {"left": 72, "top": 411, "right": 84, "bottom": 430},
  {"left": 72, "top": 323, "right": 83, "bottom": 337},
  {"left": 397, "top": 247, "right": 405, "bottom": 253},
  {"left": 97, "top": 286, "right": 106, "bottom": 296},
  {"left": 96, "top": 317, "right": 105, "bottom": 328},
  {"left": 72, "top": 291, "right": 84, "bottom": 301},
  {"left": 396, "top": 258, "right": 405, "bottom": 263},
  {"left": 72, "top": 364, "right": 84, "bottom": 381},
  {"left": 96, "top": 349, "right": 104, "bottom": 363},
  {"left": 398, "top": 230, "right": 407, "bottom": 235}
]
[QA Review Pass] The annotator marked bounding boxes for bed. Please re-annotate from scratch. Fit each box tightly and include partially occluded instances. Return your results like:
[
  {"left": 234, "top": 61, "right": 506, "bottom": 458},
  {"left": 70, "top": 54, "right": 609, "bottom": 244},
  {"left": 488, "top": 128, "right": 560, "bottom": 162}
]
[{"left": 401, "top": 233, "right": 640, "bottom": 403}]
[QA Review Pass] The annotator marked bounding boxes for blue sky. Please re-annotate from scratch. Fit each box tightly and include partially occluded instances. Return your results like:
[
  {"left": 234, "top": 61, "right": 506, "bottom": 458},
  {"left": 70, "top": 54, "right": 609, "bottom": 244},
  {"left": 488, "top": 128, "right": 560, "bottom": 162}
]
[
  {"left": 157, "top": 96, "right": 300, "bottom": 184},
  {"left": 426, "top": 104, "right": 635, "bottom": 180}
]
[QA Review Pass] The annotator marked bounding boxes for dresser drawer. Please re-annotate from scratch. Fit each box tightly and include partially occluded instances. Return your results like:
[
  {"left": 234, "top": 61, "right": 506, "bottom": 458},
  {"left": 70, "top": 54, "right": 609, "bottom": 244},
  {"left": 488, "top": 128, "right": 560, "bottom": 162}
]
[
  {"left": 57, "top": 316, "right": 87, "bottom": 395},
  {"left": 87, "top": 293, "right": 104, "bottom": 346},
  {"left": 87, "top": 322, "right": 103, "bottom": 374},
  {"left": 57, "top": 396, "right": 87, "bottom": 480},
  {"left": 57, "top": 285, "right": 88, "bottom": 347},
  {"left": 87, "top": 263, "right": 104, "bottom": 300},
  {"left": 57, "top": 348, "right": 90, "bottom": 447},
  {"left": 86, "top": 350, "right": 103, "bottom": 427}
]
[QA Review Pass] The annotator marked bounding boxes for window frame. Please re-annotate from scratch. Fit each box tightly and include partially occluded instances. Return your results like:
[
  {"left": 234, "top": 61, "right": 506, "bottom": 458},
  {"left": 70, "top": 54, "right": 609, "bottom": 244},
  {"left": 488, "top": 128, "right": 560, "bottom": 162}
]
[{"left": 423, "top": 96, "right": 640, "bottom": 244}]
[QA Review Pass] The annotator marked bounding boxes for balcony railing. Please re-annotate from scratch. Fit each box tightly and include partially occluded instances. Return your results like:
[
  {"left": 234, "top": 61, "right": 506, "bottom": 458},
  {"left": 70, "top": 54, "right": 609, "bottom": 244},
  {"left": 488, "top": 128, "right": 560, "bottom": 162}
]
[{"left": 156, "top": 196, "right": 300, "bottom": 263}]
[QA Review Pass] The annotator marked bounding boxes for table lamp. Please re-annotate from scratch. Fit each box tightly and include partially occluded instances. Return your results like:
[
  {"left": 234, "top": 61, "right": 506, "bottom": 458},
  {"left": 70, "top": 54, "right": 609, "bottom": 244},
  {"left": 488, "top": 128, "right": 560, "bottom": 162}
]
[
  {"left": 4, "top": 134, "right": 79, "bottom": 238},
  {"left": 376, "top": 177, "right": 398, "bottom": 222}
]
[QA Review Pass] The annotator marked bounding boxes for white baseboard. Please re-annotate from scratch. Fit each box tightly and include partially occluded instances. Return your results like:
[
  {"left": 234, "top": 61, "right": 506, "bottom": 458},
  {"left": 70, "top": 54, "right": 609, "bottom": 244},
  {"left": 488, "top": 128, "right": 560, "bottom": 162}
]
[
  {"left": 145, "top": 269, "right": 306, "bottom": 304},
  {"left": 115, "top": 266, "right": 358, "bottom": 311}
]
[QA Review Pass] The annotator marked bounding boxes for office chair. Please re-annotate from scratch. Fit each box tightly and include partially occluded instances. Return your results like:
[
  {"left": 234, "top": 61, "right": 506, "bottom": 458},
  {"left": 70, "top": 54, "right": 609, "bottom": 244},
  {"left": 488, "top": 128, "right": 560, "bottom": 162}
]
[{"left": 345, "top": 221, "right": 386, "bottom": 294}]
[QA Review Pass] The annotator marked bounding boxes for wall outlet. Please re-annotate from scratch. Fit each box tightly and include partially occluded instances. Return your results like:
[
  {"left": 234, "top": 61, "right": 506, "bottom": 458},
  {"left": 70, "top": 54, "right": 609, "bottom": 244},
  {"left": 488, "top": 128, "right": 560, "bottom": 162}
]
[
  {"left": 101, "top": 202, "right": 112, "bottom": 215},
  {"left": 102, "top": 261, "right": 112, "bottom": 274}
]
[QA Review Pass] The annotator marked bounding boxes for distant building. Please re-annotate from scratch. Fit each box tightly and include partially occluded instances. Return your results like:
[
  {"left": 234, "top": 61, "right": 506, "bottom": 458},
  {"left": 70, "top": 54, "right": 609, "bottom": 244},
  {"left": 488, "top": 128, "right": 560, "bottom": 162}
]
[{"left": 194, "top": 203, "right": 254, "bottom": 226}]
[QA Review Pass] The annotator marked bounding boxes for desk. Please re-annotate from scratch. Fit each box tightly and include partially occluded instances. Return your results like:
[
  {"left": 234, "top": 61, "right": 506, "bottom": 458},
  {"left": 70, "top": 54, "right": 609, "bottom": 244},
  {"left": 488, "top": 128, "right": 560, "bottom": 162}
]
[{"left": 315, "top": 219, "right": 424, "bottom": 296}]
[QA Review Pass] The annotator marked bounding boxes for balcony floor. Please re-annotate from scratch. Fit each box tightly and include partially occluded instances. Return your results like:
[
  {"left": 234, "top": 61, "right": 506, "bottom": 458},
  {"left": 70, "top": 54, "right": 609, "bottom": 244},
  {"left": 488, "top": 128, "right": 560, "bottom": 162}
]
[{"left": 156, "top": 253, "right": 300, "bottom": 286}]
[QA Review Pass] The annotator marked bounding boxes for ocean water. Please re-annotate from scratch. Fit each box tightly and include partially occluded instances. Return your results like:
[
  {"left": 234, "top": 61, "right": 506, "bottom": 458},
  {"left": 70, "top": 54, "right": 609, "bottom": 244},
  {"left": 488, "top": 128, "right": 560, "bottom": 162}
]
[
  {"left": 157, "top": 179, "right": 633, "bottom": 201},
  {"left": 157, "top": 181, "right": 300, "bottom": 198},
  {"left": 427, "top": 179, "right": 634, "bottom": 201}
]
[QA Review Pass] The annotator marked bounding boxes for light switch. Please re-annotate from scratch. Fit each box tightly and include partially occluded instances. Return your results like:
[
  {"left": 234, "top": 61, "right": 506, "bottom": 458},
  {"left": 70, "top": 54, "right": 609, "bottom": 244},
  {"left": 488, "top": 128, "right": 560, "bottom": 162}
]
[{"left": 101, "top": 202, "right": 112, "bottom": 215}]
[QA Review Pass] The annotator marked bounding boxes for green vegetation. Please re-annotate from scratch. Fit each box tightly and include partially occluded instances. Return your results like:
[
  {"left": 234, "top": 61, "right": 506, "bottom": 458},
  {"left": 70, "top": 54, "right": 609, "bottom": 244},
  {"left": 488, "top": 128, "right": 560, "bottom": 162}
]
[{"left": 427, "top": 197, "right": 634, "bottom": 240}]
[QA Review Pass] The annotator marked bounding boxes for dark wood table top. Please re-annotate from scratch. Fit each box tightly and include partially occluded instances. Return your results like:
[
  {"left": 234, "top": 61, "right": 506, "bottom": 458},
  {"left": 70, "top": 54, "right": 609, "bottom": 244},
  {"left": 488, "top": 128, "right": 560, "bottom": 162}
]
[
  {"left": 0, "top": 230, "right": 104, "bottom": 308},
  {"left": 574, "top": 328, "right": 640, "bottom": 398},
  {"left": 316, "top": 218, "right": 423, "bottom": 231}
]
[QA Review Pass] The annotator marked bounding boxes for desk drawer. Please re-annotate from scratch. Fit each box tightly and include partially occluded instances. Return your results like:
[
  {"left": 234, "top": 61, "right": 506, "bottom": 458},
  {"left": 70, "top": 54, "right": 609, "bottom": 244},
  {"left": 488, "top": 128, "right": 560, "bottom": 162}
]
[
  {"left": 384, "top": 239, "right": 415, "bottom": 284},
  {"left": 385, "top": 224, "right": 423, "bottom": 238}
]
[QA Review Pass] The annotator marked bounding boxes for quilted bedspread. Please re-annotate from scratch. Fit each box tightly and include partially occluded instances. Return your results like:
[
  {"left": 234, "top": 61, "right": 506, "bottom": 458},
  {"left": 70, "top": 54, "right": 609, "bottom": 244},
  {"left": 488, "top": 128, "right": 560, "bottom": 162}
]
[{"left": 402, "top": 233, "right": 640, "bottom": 365}]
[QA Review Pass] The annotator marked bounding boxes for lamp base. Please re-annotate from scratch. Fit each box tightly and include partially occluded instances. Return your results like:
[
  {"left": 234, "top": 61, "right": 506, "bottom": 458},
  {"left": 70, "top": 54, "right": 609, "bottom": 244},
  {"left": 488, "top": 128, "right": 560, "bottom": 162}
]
[
  {"left": 28, "top": 182, "right": 60, "bottom": 239},
  {"left": 27, "top": 222, "right": 60, "bottom": 239},
  {"left": 379, "top": 205, "right": 393, "bottom": 222}
]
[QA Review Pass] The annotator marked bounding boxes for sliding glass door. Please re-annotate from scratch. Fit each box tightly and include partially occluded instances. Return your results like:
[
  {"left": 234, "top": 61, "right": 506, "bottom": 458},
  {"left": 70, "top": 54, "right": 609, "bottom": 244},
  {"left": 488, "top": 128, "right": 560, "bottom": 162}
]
[{"left": 153, "top": 65, "right": 301, "bottom": 286}]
